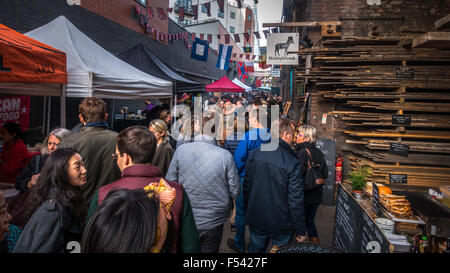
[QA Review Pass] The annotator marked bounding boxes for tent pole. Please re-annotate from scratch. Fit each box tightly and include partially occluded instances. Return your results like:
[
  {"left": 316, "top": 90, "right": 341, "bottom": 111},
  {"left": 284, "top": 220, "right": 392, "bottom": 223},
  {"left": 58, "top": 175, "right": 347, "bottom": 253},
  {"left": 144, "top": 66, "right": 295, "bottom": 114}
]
[
  {"left": 47, "top": 96, "right": 51, "bottom": 135},
  {"left": 42, "top": 96, "right": 47, "bottom": 135},
  {"left": 173, "top": 94, "right": 177, "bottom": 125},
  {"left": 111, "top": 100, "right": 115, "bottom": 131},
  {"left": 60, "top": 84, "right": 66, "bottom": 128}
]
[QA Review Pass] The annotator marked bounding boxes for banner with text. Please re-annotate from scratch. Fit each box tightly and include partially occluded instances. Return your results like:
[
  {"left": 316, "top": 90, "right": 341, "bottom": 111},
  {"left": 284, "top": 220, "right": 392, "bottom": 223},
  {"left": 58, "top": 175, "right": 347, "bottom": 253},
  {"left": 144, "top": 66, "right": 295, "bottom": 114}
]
[{"left": 0, "top": 95, "right": 31, "bottom": 131}]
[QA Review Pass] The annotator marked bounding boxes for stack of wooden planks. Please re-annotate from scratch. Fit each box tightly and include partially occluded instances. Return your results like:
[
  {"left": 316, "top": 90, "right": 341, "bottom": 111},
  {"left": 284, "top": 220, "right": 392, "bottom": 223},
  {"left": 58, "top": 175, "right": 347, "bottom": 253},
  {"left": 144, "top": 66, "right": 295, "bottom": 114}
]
[{"left": 296, "top": 29, "right": 450, "bottom": 189}]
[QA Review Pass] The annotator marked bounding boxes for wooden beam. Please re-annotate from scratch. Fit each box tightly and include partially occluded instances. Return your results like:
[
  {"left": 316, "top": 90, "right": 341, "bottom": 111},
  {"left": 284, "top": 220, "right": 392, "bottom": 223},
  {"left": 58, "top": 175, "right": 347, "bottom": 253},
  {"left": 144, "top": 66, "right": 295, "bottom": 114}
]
[
  {"left": 262, "top": 21, "right": 341, "bottom": 28},
  {"left": 435, "top": 14, "right": 450, "bottom": 30},
  {"left": 412, "top": 32, "right": 450, "bottom": 48}
]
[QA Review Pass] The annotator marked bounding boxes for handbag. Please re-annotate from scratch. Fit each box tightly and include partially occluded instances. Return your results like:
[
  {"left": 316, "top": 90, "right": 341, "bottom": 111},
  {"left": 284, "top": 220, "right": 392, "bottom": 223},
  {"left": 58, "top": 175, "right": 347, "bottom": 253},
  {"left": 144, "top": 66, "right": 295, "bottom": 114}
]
[
  {"left": 303, "top": 148, "right": 325, "bottom": 191},
  {"left": 8, "top": 155, "right": 41, "bottom": 227}
]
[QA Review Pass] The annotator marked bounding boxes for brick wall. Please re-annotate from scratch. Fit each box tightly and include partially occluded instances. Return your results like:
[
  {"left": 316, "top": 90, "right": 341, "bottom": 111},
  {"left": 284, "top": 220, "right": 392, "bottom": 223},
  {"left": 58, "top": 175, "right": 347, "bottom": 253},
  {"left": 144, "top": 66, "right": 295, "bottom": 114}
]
[{"left": 81, "top": 0, "right": 169, "bottom": 44}]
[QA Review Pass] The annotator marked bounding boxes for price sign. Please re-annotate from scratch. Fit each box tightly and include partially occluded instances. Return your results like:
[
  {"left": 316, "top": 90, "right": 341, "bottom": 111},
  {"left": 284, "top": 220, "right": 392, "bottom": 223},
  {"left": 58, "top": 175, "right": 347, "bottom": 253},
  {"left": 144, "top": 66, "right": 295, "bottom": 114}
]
[
  {"left": 392, "top": 114, "right": 411, "bottom": 126},
  {"left": 389, "top": 174, "right": 407, "bottom": 184},
  {"left": 389, "top": 143, "right": 409, "bottom": 157}
]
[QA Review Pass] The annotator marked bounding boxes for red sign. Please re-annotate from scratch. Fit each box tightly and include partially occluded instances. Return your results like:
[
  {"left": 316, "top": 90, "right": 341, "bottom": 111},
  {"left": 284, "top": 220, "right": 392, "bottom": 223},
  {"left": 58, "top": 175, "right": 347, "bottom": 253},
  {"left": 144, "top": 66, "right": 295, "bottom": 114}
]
[{"left": 0, "top": 95, "right": 31, "bottom": 131}]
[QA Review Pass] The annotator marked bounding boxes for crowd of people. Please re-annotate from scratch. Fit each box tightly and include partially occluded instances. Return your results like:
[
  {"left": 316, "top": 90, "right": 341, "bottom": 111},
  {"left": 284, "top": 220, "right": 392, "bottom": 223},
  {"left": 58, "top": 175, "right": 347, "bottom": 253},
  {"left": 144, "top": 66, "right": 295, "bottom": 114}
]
[{"left": 0, "top": 92, "right": 328, "bottom": 253}]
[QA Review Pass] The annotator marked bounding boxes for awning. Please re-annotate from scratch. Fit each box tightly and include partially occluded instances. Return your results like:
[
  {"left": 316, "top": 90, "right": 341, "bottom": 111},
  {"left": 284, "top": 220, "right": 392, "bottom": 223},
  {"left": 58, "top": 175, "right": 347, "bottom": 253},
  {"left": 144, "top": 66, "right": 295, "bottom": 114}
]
[
  {"left": 0, "top": 23, "right": 67, "bottom": 86},
  {"left": 206, "top": 76, "right": 244, "bottom": 93},
  {"left": 25, "top": 16, "right": 172, "bottom": 99},
  {"left": 117, "top": 44, "right": 204, "bottom": 94},
  {"left": 232, "top": 78, "right": 252, "bottom": 92}
]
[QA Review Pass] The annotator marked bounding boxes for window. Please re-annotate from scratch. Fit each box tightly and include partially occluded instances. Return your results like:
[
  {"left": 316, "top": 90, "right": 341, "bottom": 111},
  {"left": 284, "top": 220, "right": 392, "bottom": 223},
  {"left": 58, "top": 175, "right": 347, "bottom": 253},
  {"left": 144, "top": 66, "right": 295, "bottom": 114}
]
[
  {"left": 230, "top": 26, "right": 235, "bottom": 33},
  {"left": 218, "top": 10, "right": 224, "bottom": 18},
  {"left": 176, "top": 0, "right": 192, "bottom": 8},
  {"left": 230, "top": 11, "right": 236, "bottom": 19},
  {"left": 135, "top": 0, "right": 146, "bottom": 6},
  {"left": 201, "top": 4, "right": 208, "bottom": 13}
]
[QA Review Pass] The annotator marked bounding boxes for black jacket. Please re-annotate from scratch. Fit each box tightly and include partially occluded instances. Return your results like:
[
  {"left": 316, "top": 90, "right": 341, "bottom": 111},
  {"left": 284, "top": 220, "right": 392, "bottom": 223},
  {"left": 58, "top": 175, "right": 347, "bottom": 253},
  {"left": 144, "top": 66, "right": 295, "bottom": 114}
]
[
  {"left": 13, "top": 199, "right": 82, "bottom": 253},
  {"left": 15, "top": 154, "right": 48, "bottom": 192},
  {"left": 244, "top": 140, "right": 306, "bottom": 236},
  {"left": 295, "top": 142, "right": 328, "bottom": 205}
]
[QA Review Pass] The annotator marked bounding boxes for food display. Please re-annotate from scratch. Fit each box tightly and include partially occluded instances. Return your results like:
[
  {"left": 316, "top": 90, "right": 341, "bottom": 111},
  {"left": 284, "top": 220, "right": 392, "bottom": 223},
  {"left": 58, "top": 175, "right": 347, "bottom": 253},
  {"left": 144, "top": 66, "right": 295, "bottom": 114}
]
[
  {"left": 364, "top": 182, "right": 392, "bottom": 197},
  {"left": 380, "top": 194, "right": 419, "bottom": 220}
]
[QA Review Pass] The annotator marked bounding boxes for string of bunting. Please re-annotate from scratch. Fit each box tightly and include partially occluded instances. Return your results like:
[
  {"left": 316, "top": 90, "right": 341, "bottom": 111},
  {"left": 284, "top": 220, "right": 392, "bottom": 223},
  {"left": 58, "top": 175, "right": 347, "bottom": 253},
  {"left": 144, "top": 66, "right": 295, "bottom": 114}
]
[
  {"left": 136, "top": 4, "right": 277, "bottom": 43},
  {"left": 136, "top": 0, "right": 259, "bottom": 22}
]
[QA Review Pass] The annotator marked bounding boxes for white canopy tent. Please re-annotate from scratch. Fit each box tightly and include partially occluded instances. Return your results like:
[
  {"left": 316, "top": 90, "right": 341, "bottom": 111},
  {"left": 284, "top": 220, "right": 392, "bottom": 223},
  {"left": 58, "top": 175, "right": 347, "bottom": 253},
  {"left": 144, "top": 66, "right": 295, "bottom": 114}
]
[
  {"left": 25, "top": 16, "right": 173, "bottom": 99},
  {"left": 232, "top": 78, "right": 252, "bottom": 92}
]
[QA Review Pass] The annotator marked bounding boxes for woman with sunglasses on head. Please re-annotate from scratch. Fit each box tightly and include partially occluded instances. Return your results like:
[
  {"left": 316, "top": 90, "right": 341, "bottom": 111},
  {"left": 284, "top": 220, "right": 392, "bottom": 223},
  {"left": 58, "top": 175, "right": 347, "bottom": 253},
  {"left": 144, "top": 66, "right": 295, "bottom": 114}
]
[
  {"left": 294, "top": 125, "right": 328, "bottom": 244},
  {"left": 13, "top": 148, "right": 87, "bottom": 253}
]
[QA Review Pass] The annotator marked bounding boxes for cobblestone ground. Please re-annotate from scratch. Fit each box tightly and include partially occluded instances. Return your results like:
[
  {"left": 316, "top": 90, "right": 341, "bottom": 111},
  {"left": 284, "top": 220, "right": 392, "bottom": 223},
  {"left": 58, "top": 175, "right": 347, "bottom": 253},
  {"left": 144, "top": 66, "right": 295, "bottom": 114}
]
[{"left": 219, "top": 205, "right": 336, "bottom": 253}]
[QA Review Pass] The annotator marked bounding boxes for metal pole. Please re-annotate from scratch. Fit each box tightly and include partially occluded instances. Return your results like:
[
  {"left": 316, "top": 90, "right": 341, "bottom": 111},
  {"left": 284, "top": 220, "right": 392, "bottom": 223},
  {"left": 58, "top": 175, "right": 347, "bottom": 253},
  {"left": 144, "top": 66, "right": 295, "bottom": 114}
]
[
  {"left": 47, "top": 96, "right": 51, "bottom": 135},
  {"left": 42, "top": 96, "right": 47, "bottom": 135},
  {"left": 60, "top": 84, "right": 66, "bottom": 128}
]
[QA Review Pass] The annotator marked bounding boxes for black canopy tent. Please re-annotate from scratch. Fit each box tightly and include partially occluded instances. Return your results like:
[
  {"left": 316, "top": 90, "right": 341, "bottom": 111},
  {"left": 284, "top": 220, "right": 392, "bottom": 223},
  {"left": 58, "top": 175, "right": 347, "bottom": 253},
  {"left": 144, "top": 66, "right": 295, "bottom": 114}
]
[{"left": 117, "top": 44, "right": 205, "bottom": 94}]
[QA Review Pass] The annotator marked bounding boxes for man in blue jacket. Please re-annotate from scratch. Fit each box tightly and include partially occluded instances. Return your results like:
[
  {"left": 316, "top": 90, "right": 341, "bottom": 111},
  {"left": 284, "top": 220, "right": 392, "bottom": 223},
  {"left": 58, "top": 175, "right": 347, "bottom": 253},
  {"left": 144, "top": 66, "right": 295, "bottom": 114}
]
[
  {"left": 244, "top": 118, "right": 307, "bottom": 253},
  {"left": 228, "top": 108, "right": 271, "bottom": 253}
]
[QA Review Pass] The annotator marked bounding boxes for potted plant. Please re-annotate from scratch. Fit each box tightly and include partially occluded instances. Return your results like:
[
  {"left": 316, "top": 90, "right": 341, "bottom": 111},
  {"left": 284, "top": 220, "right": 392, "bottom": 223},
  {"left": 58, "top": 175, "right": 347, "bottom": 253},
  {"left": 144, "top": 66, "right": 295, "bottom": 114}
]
[{"left": 349, "top": 166, "right": 370, "bottom": 200}]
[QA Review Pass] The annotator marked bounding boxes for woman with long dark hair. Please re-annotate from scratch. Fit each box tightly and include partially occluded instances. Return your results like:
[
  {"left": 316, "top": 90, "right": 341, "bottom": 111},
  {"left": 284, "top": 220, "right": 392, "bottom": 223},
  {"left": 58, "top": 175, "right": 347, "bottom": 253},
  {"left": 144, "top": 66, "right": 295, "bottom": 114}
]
[
  {"left": 13, "top": 148, "right": 87, "bottom": 253},
  {"left": 82, "top": 188, "right": 171, "bottom": 253}
]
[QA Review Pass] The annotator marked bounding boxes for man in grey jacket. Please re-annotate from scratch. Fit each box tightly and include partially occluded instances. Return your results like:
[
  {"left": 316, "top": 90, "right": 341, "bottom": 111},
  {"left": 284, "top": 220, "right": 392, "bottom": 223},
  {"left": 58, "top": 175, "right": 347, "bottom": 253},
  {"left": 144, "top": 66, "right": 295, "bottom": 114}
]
[{"left": 166, "top": 114, "right": 240, "bottom": 253}]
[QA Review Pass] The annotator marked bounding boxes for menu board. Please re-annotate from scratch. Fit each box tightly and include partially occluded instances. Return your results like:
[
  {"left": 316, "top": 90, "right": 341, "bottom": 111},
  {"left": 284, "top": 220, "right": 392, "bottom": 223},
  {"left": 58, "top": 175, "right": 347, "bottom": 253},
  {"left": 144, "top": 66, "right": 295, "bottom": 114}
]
[
  {"left": 315, "top": 138, "right": 336, "bottom": 206},
  {"left": 333, "top": 184, "right": 392, "bottom": 253}
]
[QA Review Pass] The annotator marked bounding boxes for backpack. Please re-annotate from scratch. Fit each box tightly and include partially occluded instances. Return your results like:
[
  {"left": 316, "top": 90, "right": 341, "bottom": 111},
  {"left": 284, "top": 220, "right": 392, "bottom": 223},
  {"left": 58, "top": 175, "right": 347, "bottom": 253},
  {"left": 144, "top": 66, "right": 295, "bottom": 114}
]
[{"left": 303, "top": 148, "right": 325, "bottom": 191}]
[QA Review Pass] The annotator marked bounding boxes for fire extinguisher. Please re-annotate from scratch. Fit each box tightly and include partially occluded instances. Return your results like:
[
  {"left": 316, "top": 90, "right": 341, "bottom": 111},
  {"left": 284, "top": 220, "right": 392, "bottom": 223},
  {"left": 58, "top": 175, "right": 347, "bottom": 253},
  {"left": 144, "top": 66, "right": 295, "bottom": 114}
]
[{"left": 335, "top": 154, "right": 343, "bottom": 184}]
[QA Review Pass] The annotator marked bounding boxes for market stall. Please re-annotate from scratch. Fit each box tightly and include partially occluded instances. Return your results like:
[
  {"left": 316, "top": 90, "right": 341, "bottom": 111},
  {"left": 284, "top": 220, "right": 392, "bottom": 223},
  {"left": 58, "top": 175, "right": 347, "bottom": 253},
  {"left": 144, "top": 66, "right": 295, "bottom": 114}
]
[
  {"left": 232, "top": 78, "right": 252, "bottom": 92},
  {"left": 206, "top": 76, "right": 244, "bottom": 93},
  {"left": 117, "top": 44, "right": 204, "bottom": 94},
  {"left": 25, "top": 16, "right": 173, "bottom": 99},
  {"left": 0, "top": 22, "right": 68, "bottom": 131},
  {"left": 334, "top": 179, "right": 450, "bottom": 253}
]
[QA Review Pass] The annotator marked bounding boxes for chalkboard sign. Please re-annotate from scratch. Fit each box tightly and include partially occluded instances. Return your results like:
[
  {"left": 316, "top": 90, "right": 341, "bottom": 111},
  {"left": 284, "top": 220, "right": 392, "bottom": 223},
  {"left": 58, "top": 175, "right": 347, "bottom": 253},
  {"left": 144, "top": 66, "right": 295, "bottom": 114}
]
[
  {"left": 389, "top": 143, "right": 409, "bottom": 157},
  {"left": 333, "top": 184, "right": 392, "bottom": 253},
  {"left": 372, "top": 183, "right": 382, "bottom": 216},
  {"left": 390, "top": 174, "right": 407, "bottom": 184},
  {"left": 316, "top": 138, "right": 336, "bottom": 206},
  {"left": 396, "top": 67, "right": 414, "bottom": 78},
  {"left": 392, "top": 114, "right": 411, "bottom": 126}
]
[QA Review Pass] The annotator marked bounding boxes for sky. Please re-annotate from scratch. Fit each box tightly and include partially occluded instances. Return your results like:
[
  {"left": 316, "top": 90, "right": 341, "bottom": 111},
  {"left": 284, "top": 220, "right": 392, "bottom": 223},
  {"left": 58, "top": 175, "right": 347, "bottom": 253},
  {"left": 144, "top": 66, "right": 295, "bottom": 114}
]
[{"left": 255, "top": 0, "right": 284, "bottom": 47}]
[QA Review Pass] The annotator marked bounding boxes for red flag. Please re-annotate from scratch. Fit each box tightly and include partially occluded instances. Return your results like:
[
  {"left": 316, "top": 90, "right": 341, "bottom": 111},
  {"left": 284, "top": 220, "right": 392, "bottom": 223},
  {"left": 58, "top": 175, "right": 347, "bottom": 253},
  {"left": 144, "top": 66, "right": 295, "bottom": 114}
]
[
  {"left": 192, "top": 5, "right": 198, "bottom": 20},
  {"left": 205, "top": 3, "right": 211, "bottom": 17},
  {"left": 234, "top": 34, "right": 240, "bottom": 43},
  {"left": 207, "top": 34, "right": 212, "bottom": 43},
  {"left": 200, "top": 33, "right": 204, "bottom": 40},
  {"left": 217, "top": 0, "right": 224, "bottom": 13},
  {"left": 225, "top": 34, "right": 230, "bottom": 44},
  {"left": 243, "top": 32, "right": 250, "bottom": 42}
]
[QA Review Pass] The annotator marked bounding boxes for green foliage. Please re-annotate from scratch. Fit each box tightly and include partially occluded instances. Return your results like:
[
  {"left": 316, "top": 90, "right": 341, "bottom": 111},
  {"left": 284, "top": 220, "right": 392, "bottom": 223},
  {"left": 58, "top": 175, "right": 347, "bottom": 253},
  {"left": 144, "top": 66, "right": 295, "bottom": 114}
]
[{"left": 349, "top": 166, "right": 371, "bottom": 191}]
